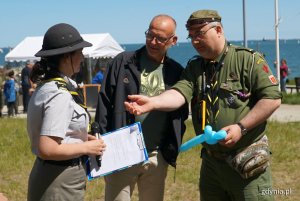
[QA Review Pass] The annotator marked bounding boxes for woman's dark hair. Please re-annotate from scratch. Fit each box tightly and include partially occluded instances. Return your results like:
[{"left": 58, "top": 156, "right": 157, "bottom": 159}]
[{"left": 30, "top": 51, "right": 76, "bottom": 84}]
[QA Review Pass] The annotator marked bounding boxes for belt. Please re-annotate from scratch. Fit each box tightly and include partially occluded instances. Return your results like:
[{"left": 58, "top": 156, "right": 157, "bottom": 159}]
[
  {"left": 203, "top": 148, "right": 231, "bottom": 160},
  {"left": 38, "top": 157, "right": 83, "bottom": 167}
]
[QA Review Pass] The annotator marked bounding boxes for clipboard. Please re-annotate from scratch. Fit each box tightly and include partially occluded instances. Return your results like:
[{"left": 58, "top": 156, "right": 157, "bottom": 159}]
[{"left": 86, "top": 122, "right": 148, "bottom": 180}]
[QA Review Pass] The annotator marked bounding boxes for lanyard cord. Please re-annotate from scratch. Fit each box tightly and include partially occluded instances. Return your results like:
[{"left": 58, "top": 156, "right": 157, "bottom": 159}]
[
  {"left": 203, "top": 44, "right": 229, "bottom": 124},
  {"left": 205, "top": 44, "right": 229, "bottom": 91}
]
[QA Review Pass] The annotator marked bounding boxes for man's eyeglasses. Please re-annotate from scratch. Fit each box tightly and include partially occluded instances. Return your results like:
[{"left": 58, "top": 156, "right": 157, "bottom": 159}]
[
  {"left": 187, "top": 26, "right": 216, "bottom": 41},
  {"left": 145, "top": 30, "right": 174, "bottom": 44}
]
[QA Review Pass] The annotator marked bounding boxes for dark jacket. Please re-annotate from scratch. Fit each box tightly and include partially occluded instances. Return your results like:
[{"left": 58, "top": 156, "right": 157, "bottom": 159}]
[{"left": 95, "top": 46, "right": 188, "bottom": 167}]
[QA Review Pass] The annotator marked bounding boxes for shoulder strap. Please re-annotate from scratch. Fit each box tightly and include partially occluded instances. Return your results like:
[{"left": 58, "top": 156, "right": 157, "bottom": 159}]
[
  {"left": 44, "top": 77, "right": 91, "bottom": 124},
  {"left": 234, "top": 46, "right": 257, "bottom": 97}
]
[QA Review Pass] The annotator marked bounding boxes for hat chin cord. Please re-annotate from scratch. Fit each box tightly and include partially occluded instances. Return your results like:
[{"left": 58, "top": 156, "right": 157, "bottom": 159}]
[
  {"left": 64, "top": 55, "right": 76, "bottom": 85},
  {"left": 68, "top": 55, "right": 81, "bottom": 88},
  {"left": 70, "top": 56, "right": 75, "bottom": 76}
]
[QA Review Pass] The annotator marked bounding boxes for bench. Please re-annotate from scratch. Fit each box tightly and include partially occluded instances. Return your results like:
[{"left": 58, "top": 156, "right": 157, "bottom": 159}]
[
  {"left": 286, "top": 77, "right": 300, "bottom": 93},
  {"left": 286, "top": 85, "right": 298, "bottom": 93}
]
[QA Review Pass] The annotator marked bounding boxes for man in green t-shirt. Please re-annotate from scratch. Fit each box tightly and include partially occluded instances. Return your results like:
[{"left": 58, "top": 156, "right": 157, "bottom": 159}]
[
  {"left": 125, "top": 9, "right": 281, "bottom": 201},
  {"left": 95, "top": 14, "right": 188, "bottom": 201}
]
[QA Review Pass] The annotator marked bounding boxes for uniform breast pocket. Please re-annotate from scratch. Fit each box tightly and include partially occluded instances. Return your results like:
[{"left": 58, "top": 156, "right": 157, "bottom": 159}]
[
  {"left": 70, "top": 104, "right": 89, "bottom": 133},
  {"left": 219, "top": 81, "right": 245, "bottom": 109}
]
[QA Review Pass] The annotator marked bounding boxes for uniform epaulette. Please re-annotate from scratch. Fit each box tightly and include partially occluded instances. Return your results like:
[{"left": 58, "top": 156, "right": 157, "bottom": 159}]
[
  {"left": 187, "top": 55, "right": 202, "bottom": 65},
  {"left": 44, "top": 78, "right": 68, "bottom": 91},
  {"left": 54, "top": 80, "right": 68, "bottom": 91},
  {"left": 235, "top": 47, "right": 256, "bottom": 54}
]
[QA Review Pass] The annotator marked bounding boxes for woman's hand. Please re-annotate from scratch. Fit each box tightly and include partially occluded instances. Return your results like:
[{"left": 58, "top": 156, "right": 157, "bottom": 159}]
[{"left": 83, "top": 138, "right": 106, "bottom": 156}]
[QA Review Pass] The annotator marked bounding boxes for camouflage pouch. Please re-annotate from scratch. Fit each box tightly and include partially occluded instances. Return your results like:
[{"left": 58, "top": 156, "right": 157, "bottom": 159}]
[{"left": 226, "top": 135, "right": 270, "bottom": 179}]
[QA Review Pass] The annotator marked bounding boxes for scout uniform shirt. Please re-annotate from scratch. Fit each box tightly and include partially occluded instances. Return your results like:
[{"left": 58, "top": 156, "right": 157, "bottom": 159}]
[
  {"left": 172, "top": 42, "right": 282, "bottom": 152},
  {"left": 27, "top": 78, "right": 89, "bottom": 156}
]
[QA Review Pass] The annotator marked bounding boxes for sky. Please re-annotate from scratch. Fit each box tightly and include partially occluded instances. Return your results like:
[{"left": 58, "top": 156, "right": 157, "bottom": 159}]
[{"left": 0, "top": 0, "right": 299, "bottom": 47}]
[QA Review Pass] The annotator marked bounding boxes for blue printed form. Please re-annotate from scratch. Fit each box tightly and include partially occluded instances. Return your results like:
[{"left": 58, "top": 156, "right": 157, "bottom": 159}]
[{"left": 86, "top": 122, "right": 148, "bottom": 180}]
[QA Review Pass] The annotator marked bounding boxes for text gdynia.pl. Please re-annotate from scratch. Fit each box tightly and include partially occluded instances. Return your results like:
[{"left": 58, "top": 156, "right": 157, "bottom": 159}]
[{"left": 261, "top": 188, "right": 292, "bottom": 196}]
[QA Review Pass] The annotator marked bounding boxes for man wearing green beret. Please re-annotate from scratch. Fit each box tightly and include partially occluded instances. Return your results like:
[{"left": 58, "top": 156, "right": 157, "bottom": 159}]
[{"left": 125, "top": 9, "right": 281, "bottom": 201}]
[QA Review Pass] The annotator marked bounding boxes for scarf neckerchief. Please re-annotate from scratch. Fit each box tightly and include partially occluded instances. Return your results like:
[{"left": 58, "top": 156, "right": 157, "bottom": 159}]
[{"left": 205, "top": 45, "right": 229, "bottom": 125}]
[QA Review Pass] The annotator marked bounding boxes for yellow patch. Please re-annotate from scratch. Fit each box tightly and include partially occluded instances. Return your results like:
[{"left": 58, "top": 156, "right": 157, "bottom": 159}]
[{"left": 257, "top": 58, "right": 264, "bottom": 65}]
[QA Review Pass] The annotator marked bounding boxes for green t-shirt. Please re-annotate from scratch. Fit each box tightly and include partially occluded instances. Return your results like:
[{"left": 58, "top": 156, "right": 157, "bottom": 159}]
[
  {"left": 172, "top": 43, "right": 282, "bottom": 152},
  {"left": 135, "top": 50, "right": 168, "bottom": 150}
]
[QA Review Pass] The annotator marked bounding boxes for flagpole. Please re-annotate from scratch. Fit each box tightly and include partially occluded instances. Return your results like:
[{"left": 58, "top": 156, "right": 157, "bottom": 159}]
[
  {"left": 243, "top": 0, "right": 247, "bottom": 47},
  {"left": 275, "top": 0, "right": 280, "bottom": 90}
]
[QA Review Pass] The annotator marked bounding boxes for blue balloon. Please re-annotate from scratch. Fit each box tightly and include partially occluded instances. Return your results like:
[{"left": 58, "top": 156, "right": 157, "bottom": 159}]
[{"left": 180, "top": 125, "right": 227, "bottom": 152}]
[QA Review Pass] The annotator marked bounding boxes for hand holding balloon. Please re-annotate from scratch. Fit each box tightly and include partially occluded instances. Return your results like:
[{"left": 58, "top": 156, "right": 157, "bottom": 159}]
[{"left": 180, "top": 125, "right": 227, "bottom": 152}]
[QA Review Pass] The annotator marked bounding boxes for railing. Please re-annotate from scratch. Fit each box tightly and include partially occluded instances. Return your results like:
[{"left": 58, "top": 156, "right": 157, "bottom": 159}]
[
  {"left": 286, "top": 85, "right": 298, "bottom": 93},
  {"left": 80, "top": 84, "right": 101, "bottom": 108},
  {"left": 286, "top": 77, "right": 300, "bottom": 93}
]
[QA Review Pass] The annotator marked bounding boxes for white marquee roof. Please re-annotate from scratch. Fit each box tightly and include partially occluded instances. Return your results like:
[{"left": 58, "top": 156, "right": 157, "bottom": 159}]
[{"left": 5, "top": 33, "right": 124, "bottom": 62}]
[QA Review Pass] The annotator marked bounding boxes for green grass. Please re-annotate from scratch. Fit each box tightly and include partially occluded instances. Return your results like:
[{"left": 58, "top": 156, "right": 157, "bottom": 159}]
[
  {"left": 0, "top": 118, "right": 299, "bottom": 201},
  {"left": 282, "top": 93, "right": 300, "bottom": 104}
]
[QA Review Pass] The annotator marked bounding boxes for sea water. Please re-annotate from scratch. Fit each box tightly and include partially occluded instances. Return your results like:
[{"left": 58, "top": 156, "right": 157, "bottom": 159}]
[
  {"left": 122, "top": 39, "right": 300, "bottom": 79},
  {"left": 1, "top": 39, "right": 300, "bottom": 78}
]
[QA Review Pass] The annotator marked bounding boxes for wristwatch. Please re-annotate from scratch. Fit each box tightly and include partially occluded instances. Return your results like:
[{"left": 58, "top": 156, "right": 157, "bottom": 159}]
[{"left": 237, "top": 122, "right": 247, "bottom": 136}]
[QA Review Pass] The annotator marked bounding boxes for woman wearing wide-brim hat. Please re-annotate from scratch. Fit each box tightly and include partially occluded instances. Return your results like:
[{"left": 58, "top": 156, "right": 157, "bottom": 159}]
[{"left": 27, "top": 23, "right": 106, "bottom": 201}]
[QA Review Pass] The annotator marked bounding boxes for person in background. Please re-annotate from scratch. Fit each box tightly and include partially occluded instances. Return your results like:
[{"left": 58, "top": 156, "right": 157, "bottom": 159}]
[
  {"left": 21, "top": 60, "right": 34, "bottom": 113},
  {"left": 95, "top": 14, "right": 188, "bottom": 201},
  {"left": 4, "top": 70, "right": 17, "bottom": 117},
  {"left": 280, "top": 58, "right": 289, "bottom": 92},
  {"left": 125, "top": 10, "right": 281, "bottom": 201},
  {"left": 0, "top": 71, "right": 4, "bottom": 117},
  {"left": 92, "top": 66, "right": 106, "bottom": 84},
  {"left": 27, "top": 23, "right": 106, "bottom": 201},
  {"left": 13, "top": 72, "right": 21, "bottom": 116}
]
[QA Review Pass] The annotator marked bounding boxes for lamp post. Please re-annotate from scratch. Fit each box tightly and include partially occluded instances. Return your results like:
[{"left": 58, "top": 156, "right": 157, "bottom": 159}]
[
  {"left": 243, "top": 0, "right": 248, "bottom": 48},
  {"left": 275, "top": 0, "right": 280, "bottom": 90}
]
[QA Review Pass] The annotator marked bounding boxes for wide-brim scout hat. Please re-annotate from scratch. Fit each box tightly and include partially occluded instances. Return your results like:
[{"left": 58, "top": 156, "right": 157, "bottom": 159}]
[
  {"left": 186, "top": 9, "right": 221, "bottom": 29},
  {"left": 35, "top": 23, "right": 92, "bottom": 57}
]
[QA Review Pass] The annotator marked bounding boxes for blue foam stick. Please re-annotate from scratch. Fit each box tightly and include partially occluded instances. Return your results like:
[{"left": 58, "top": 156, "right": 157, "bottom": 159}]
[{"left": 180, "top": 125, "right": 227, "bottom": 152}]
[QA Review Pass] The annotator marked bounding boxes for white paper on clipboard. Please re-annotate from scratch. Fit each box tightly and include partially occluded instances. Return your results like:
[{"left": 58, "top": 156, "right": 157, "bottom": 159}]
[{"left": 86, "top": 122, "right": 148, "bottom": 180}]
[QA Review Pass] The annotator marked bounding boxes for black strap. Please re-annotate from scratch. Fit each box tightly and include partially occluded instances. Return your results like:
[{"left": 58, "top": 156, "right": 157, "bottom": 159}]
[{"left": 44, "top": 77, "right": 91, "bottom": 125}]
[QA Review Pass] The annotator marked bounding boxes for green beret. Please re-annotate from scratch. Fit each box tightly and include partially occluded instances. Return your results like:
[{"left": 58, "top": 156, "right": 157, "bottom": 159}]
[{"left": 186, "top": 10, "right": 221, "bottom": 29}]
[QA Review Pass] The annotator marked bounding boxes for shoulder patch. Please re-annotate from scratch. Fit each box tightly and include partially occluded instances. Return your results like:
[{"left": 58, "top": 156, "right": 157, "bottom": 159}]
[
  {"left": 257, "top": 58, "right": 265, "bottom": 65},
  {"left": 268, "top": 75, "right": 278, "bottom": 84},
  {"left": 55, "top": 81, "right": 67, "bottom": 91}
]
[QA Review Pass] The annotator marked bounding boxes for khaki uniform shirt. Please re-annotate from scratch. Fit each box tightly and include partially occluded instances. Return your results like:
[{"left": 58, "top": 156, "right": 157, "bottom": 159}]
[
  {"left": 27, "top": 78, "right": 89, "bottom": 156},
  {"left": 173, "top": 42, "right": 282, "bottom": 152}
]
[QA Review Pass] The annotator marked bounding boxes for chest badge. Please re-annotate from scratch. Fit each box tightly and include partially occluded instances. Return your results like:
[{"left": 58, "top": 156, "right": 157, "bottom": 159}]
[
  {"left": 227, "top": 94, "right": 236, "bottom": 106},
  {"left": 123, "top": 77, "right": 129, "bottom": 84}
]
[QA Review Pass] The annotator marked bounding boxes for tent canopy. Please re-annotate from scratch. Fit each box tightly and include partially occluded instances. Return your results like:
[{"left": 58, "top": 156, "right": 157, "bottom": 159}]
[{"left": 5, "top": 33, "right": 124, "bottom": 62}]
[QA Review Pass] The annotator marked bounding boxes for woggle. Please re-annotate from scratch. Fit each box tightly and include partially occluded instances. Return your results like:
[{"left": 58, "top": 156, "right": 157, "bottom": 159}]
[{"left": 180, "top": 125, "right": 227, "bottom": 152}]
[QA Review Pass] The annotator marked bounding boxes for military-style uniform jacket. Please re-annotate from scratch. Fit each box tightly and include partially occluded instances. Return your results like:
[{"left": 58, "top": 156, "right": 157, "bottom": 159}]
[
  {"left": 173, "top": 42, "right": 282, "bottom": 152},
  {"left": 95, "top": 46, "right": 189, "bottom": 167}
]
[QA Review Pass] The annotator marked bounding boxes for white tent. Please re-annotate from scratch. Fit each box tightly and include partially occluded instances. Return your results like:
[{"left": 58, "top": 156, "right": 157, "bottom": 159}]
[{"left": 5, "top": 33, "right": 124, "bottom": 62}]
